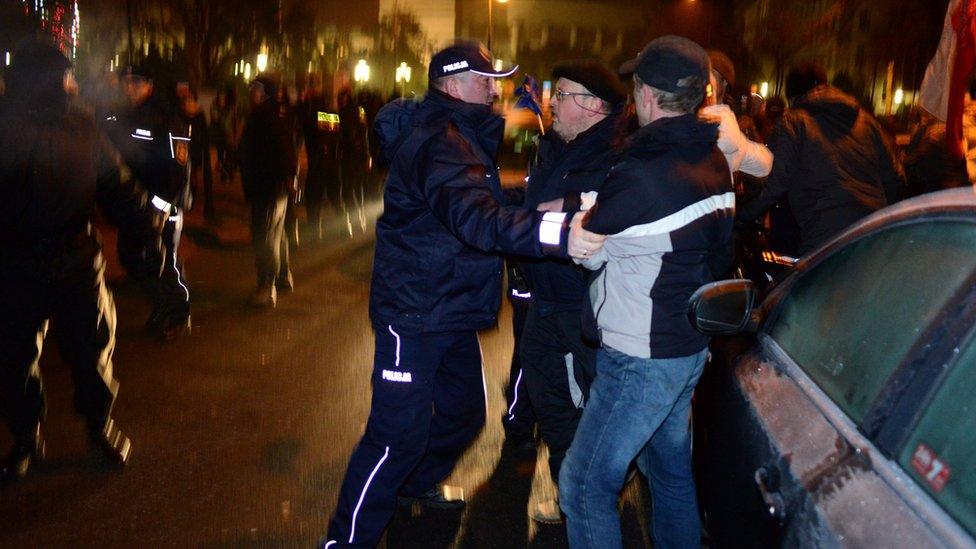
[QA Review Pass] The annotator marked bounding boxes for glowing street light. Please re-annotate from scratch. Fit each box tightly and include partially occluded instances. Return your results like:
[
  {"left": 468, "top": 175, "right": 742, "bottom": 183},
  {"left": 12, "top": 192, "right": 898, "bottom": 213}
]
[
  {"left": 244, "top": 62, "right": 252, "bottom": 81},
  {"left": 256, "top": 52, "right": 268, "bottom": 73},
  {"left": 354, "top": 59, "right": 370, "bottom": 83},
  {"left": 487, "top": 0, "right": 509, "bottom": 52},
  {"left": 395, "top": 62, "right": 411, "bottom": 83},
  {"left": 759, "top": 81, "right": 769, "bottom": 98},
  {"left": 894, "top": 88, "right": 904, "bottom": 105},
  {"left": 6, "top": 51, "right": 11, "bottom": 66},
  {"left": 396, "top": 61, "right": 412, "bottom": 97}
]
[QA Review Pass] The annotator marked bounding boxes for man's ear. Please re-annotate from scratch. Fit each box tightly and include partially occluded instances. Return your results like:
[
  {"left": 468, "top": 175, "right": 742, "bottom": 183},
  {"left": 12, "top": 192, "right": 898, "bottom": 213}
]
[{"left": 444, "top": 76, "right": 460, "bottom": 100}]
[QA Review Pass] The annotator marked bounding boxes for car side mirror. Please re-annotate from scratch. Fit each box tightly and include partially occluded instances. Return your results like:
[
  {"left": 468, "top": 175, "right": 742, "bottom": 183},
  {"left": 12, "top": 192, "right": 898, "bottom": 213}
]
[{"left": 688, "top": 279, "right": 758, "bottom": 335}]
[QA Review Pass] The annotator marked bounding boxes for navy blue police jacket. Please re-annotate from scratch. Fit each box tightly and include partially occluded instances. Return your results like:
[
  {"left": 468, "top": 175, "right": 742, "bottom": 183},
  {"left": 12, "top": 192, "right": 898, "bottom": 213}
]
[{"left": 370, "top": 89, "right": 569, "bottom": 333}]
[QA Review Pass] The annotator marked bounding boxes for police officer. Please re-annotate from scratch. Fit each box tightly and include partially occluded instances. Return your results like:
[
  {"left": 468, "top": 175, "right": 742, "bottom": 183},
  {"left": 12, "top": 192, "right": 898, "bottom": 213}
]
[
  {"left": 104, "top": 64, "right": 192, "bottom": 339},
  {"left": 298, "top": 79, "right": 341, "bottom": 237},
  {"left": 320, "top": 41, "right": 602, "bottom": 548},
  {"left": 1, "top": 38, "right": 144, "bottom": 483}
]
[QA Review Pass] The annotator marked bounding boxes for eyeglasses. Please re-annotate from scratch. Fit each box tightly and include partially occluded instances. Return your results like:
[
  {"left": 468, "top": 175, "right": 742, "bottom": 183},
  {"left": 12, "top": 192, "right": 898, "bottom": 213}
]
[{"left": 554, "top": 89, "right": 596, "bottom": 101}]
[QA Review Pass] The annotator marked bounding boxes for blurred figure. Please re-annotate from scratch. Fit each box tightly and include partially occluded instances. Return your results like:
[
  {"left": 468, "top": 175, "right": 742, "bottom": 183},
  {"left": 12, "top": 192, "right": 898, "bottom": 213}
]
[
  {"left": 298, "top": 79, "right": 341, "bottom": 237},
  {"left": 277, "top": 83, "right": 301, "bottom": 249},
  {"left": 903, "top": 108, "right": 968, "bottom": 196},
  {"left": 702, "top": 50, "right": 773, "bottom": 179},
  {"left": 209, "top": 87, "right": 238, "bottom": 184},
  {"left": 104, "top": 64, "right": 193, "bottom": 340},
  {"left": 737, "top": 63, "right": 906, "bottom": 254},
  {"left": 337, "top": 87, "right": 369, "bottom": 202},
  {"left": 238, "top": 75, "right": 297, "bottom": 308},
  {"left": 761, "top": 96, "right": 786, "bottom": 142},
  {"left": 180, "top": 87, "right": 214, "bottom": 220},
  {"left": 1, "top": 39, "right": 147, "bottom": 483}
]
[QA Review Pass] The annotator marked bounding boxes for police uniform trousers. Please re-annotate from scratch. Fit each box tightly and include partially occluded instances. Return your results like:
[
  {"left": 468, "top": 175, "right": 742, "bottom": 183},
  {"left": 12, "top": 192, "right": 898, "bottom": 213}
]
[
  {"left": 520, "top": 303, "right": 596, "bottom": 481},
  {"left": 0, "top": 229, "right": 119, "bottom": 446},
  {"left": 119, "top": 208, "right": 190, "bottom": 323},
  {"left": 305, "top": 154, "right": 339, "bottom": 225},
  {"left": 325, "top": 326, "right": 486, "bottom": 548},
  {"left": 249, "top": 191, "right": 291, "bottom": 287},
  {"left": 502, "top": 292, "right": 536, "bottom": 440}
]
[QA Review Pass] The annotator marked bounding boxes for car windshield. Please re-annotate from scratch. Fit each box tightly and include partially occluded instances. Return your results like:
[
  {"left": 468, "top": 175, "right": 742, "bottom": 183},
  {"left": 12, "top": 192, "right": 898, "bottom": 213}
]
[{"left": 768, "top": 220, "right": 976, "bottom": 423}]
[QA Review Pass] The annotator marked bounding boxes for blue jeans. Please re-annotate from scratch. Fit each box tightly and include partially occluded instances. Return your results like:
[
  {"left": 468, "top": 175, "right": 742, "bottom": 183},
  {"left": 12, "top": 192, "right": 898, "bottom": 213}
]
[{"left": 559, "top": 345, "right": 708, "bottom": 549}]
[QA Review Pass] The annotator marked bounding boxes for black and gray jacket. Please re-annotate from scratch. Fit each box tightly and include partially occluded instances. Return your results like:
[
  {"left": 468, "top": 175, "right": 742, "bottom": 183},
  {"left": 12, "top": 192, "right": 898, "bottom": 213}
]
[{"left": 580, "top": 113, "right": 734, "bottom": 359}]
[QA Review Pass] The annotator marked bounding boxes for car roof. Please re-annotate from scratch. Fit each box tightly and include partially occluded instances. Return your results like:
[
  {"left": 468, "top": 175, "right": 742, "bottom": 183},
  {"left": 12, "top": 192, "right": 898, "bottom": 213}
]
[{"left": 801, "top": 188, "right": 976, "bottom": 270}]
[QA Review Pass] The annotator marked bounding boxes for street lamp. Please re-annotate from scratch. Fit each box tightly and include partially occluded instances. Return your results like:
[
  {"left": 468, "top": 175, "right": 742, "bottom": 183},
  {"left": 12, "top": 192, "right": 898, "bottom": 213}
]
[
  {"left": 354, "top": 59, "right": 370, "bottom": 84},
  {"left": 487, "top": 0, "right": 509, "bottom": 52},
  {"left": 256, "top": 52, "right": 269, "bottom": 73},
  {"left": 395, "top": 61, "right": 412, "bottom": 98}
]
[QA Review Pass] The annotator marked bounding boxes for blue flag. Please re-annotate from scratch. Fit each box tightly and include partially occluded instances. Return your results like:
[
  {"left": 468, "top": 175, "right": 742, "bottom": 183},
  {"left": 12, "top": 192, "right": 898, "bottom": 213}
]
[{"left": 514, "top": 75, "right": 543, "bottom": 117}]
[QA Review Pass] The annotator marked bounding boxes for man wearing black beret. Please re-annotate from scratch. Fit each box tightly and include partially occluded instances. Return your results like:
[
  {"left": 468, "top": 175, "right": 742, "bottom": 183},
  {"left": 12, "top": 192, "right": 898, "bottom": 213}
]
[{"left": 515, "top": 58, "right": 629, "bottom": 523}]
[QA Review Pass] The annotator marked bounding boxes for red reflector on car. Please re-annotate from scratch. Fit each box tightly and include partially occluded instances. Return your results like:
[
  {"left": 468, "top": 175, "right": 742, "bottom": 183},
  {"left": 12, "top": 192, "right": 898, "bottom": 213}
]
[{"left": 911, "top": 443, "right": 951, "bottom": 493}]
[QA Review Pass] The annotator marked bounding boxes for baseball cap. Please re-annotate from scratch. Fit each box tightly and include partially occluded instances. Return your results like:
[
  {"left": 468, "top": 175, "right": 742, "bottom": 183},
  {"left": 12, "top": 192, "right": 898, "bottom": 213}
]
[
  {"left": 552, "top": 59, "right": 628, "bottom": 106},
  {"left": 627, "top": 35, "right": 709, "bottom": 95},
  {"left": 428, "top": 40, "right": 518, "bottom": 80}
]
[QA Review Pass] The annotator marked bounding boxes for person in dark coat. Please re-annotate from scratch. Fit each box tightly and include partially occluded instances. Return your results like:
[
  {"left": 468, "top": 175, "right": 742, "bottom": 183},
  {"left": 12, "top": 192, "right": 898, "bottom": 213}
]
[
  {"left": 737, "top": 63, "right": 905, "bottom": 254},
  {"left": 104, "top": 64, "right": 193, "bottom": 340},
  {"left": 320, "top": 40, "right": 600, "bottom": 548},
  {"left": 238, "top": 75, "right": 298, "bottom": 307},
  {"left": 512, "top": 59, "right": 629, "bottom": 523},
  {"left": 298, "top": 81, "right": 341, "bottom": 236},
  {"left": 0, "top": 39, "right": 148, "bottom": 483},
  {"left": 180, "top": 87, "right": 214, "bottom": 219}
]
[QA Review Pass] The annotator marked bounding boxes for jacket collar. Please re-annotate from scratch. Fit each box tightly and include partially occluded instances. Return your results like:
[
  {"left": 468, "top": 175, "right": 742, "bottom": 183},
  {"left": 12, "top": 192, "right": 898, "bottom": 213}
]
[
  {"left": 624, "top": 112, "right": 717, "bottom": 155},
  {"left": 422, "top": 88, "right": 505, "bottom": 159}
]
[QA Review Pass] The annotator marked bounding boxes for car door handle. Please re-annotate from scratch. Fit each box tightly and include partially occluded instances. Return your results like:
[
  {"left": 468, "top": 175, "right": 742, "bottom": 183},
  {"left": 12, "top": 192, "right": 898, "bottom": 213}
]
[{"left": 754, "top": 466, "right": 787, "bottom": 522}]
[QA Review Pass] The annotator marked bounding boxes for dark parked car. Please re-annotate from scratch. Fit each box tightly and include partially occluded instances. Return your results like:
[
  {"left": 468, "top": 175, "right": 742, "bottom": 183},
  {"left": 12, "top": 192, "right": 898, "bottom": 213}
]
[{"left": 690, "top": 188, "right": 976, "bottom": 548}]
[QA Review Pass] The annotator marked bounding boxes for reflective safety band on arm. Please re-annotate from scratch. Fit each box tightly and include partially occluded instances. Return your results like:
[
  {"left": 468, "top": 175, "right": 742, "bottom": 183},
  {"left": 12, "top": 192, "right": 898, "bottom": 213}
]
[
  {"left": 539, "top": 211, "right": 568, "bottom": 246},
  {"left": 151, "top": 195, "right": 173, "bottom": 214}
]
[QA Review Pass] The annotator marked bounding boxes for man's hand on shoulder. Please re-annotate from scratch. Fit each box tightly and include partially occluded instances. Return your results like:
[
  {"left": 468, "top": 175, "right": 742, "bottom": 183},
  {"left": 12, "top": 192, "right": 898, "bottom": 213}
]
[{"left": 701, "top": 104, "right": 745, "bottom": 155}]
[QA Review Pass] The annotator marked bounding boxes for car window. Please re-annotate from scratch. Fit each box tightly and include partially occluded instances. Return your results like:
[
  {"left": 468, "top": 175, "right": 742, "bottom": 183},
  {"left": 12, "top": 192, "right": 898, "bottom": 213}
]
[
  {"left": 898, "top": 336, "right": 976, "bottom": 537},
  {"left": 768, "top": 220, "right": 976, "bottom": 422}
]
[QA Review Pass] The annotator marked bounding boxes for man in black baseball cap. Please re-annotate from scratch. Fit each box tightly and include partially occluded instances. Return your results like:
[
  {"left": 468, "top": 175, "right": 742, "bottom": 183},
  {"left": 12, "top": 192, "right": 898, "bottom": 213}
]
[
  {"left": 426, "top": 39, "right": 517, "bottom": 105},
  {"left": 320, "top": 40, "right": 604, "bottom": 548},
  {"left": 559, "top": 35, "right": 734, "bottom": 548}
]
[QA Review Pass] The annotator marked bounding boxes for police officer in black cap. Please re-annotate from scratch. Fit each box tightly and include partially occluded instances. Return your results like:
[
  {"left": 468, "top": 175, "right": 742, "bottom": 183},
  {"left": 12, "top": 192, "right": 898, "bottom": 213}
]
[
  {"left": 1, "top": 38, "right": 146, "bottom": 483},
  {"left": 104, "top": 63, "right": 192, "bottom": 339},
  {"left": 514, "top": 58, "right": 630, "bottom": 522}
]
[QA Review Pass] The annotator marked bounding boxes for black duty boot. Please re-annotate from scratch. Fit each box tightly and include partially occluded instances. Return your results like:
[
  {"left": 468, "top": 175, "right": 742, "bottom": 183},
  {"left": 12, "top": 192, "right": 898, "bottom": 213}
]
[
  {"left": 89, "top": 418, "right": 131, "bottom": 466},
  {"left": 396, "top": 487, "right": 466, "bottom": 511},
  {"left": 146, "top": 302, "right": 191, "bottom": 341},
  {"left": 0, "top": 423, "right": 44, "bottom": 485}
]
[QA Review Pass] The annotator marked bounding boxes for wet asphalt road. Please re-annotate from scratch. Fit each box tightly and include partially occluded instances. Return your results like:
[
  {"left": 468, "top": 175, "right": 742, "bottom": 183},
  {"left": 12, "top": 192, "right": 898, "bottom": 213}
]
[{"left": 0, "top": 180, "right": 652, "bottom": 548}]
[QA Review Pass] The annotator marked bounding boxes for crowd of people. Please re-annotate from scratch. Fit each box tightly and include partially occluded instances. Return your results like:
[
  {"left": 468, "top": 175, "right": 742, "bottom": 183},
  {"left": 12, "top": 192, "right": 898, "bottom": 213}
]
[
  {"left": 0, "top": 38, "right": 379, "bottom": 486},
  {"left": 0, "top": 22, "right": 962, "bottom": 548}
]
